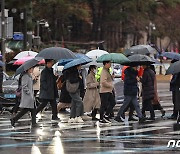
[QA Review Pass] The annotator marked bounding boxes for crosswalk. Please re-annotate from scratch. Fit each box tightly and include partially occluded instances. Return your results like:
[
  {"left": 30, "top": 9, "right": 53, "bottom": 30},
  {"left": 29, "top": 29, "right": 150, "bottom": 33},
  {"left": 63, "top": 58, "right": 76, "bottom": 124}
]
[{"left": 0, "top": 82, "right": 180, "bottom": 153}]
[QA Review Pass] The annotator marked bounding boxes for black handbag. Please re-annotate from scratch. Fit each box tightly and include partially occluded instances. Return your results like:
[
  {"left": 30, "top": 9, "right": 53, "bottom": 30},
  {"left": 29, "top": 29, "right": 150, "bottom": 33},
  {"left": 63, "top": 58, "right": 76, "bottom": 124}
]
[{"left": 66, "top": 80, "right": 79, "bottom": 93}]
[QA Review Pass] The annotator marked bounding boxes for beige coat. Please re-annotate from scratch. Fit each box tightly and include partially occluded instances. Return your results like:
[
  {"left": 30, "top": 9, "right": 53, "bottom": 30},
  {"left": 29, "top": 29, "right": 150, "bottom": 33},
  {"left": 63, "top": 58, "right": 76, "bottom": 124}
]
[
  {"left": 83, "top": 72, "right": 101, "bottom": 112},
  {"left": 32, "top": 66, "right": 41, "bottom": 91},
  {"left": 100, "top": 67, "right": 114, "bottom": 93}
]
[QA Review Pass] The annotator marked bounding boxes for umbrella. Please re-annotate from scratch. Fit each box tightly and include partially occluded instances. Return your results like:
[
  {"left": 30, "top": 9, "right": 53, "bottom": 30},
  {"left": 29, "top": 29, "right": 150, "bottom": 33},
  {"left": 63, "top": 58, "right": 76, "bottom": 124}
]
[
  {"left": 15, "top": 57, "right": 43, "bottom": 76},
  {"left": 14, "top": 55, "right": 45, "bottom": 65},
  {"left": 58, "top": 53, "right": 91, "bottom": 66},
  {"left": 13, "top": 56, "right": 34, "bottom": 65},
  {"left": 86, "top": 49, "right": 108, "bottom": 59},
  {"left": 96, "top": 53, "right": 130, "bottom": 64},
  {"left": 14, "top": 51, "right": 38, "bottom": 59},
  {"left": 63, "top": 58, "right": 92, "bottom": 70},
  {"left": 124, "top": 45, "right": 157, "bottom": 56},
  {"left": 166, "top": 61, "right": 180, "bottom": 75},
  {"left": 161, "top": 52, "right": 180, "bottom": 60},
  {"left": 125, "top": 54, "right": 155, "bottom": 66},
  {"left": 36, "top": 47, "right": 76, "bottom": 60},
  {"left": 0, "top": 60, "right": 5, "bottom": 67}
]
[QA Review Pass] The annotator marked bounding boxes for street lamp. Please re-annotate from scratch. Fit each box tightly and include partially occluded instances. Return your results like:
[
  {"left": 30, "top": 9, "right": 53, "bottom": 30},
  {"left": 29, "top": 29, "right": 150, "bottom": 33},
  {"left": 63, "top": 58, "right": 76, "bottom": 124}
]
[{"left": 148, "top": 22, "right": 156, "bottom": 44}]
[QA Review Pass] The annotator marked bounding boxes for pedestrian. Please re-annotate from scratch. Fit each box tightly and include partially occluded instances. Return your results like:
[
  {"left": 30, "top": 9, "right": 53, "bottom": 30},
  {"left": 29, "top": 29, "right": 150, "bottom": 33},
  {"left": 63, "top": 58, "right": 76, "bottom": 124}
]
[
  {"left": 175, "top": 72, "right": 180, "bottom": 124},
  {"left": 169, "top": 59, "right": 178, "bottom": 120},
  {"left": 0, "top": 66, "right": 3, "bottom": 93},
  {"left": 150, "top": 65, "right": 165, "bottom": 117},
  {"left": 99, "top": 61, "right": 116, "bottom": 123},
  {"left": 141, "top": 65, "right": 155, "bottom": 120},
  {"left": 64, "top": 65, "right": 84, "bottom": 123},
  {"left": 10, "top": 67, "right": 37, "bottom": 127},
  {"left": 57, "top": 71, "right": 72, "bottom": 112},
  {"left": 36, "top": 59, "right": 59, "bottom": 121},
  {"left": 83, "top": 65, "right": 101, "bottom": 121},
  {"left": 114, "top": 66, "right": 144, "bottom": 123}
]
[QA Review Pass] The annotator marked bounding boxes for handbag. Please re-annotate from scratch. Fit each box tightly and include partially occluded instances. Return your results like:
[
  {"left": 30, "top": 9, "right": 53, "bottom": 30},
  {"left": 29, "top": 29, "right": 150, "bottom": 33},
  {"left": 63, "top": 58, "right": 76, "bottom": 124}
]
[{"left": 66, "top": 80, "right": 79, "bottom": 93}]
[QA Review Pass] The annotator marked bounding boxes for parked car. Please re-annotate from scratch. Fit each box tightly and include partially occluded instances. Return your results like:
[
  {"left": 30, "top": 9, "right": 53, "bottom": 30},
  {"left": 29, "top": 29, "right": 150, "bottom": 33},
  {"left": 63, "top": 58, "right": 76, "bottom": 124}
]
[{"left": 0, "top": 74, "right": 18, "bottom": 106}]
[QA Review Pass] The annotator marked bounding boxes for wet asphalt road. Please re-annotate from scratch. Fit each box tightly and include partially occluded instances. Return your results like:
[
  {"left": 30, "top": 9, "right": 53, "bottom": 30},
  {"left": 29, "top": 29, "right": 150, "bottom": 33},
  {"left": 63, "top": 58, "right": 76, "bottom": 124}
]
[{"left": 0, "top": 81, "right": 180, "bottom": 154}]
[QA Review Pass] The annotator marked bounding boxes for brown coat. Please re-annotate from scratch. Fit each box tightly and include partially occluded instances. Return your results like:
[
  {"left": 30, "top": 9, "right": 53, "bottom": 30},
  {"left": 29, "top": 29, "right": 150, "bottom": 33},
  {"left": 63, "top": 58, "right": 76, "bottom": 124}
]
[
  {"left": 100, "top": 67, "right": 114, "bottom": 93},
  {"left": 83, "top": 72, "right": 101, "bottom": 112}
]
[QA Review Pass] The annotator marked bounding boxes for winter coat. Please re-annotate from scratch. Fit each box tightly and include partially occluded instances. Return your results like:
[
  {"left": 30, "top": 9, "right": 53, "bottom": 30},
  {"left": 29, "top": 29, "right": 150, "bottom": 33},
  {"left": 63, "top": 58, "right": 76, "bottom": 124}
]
[
  {"left": 100, "top": 67, "right": 114, "bottom": 93},
  {"left": 140, "top": 67, "right": 155, "bottom": 101},
  {"left": 83, "top": 72, "right": 101, "bottom": 112},
  {"left": 19, "top": 73, "right": 35, "bottom": 109},
  {"left": 175, "top": 73, "right": 180, "bottom": 110},
  {"left": 39, "top": 67, "right": 58, "bottom": 100},
  {"left": 123, "top": 67, "right": 138, "bottom": 96}
]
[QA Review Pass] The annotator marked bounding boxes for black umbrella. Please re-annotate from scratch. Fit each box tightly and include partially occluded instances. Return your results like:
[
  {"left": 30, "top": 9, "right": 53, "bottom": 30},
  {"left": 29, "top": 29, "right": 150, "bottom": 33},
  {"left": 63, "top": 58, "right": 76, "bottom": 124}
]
[
  {"left": 36, "top": 47, "right": 76, "bottom": 60},
  {"left": 124, "top": 54, "right": 155, "bottom": 66},
  {"left": 15, "top": 57, "right": 43, "bottom": 76},
  {"left": 124, "top": 45, "right": 157, "bottom": 56},
  {"left": 161, "top": 52, "right": 180, "bottom": 60},
  {"left": 166, "top": 61, "right": 180, "bottom": 75}
]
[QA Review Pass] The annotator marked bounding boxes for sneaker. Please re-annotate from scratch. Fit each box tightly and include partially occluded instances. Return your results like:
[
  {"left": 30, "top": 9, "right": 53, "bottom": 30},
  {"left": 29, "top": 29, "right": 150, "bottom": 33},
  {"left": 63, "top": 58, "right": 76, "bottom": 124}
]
[
  {"left": 104, "top": 115, "right": 111, "bottom": 123},
  {"left": 92, "top": 117, "right": 99, "bottom": 121},
  {"left": 139, "top": 117, "right": 146, "bottom": 123},
  {"left": 99, "top": 119, "right": 109, "bottom": 124},
  {"left": 128, "top": 117, "right": 138, "bottom": 121},
  {"left": 52, "top": 117, "right": 60, "bottom": 121},
  {"left": 114, "top": 116, "right": 123, "bottom": 122},
  {"left": 146, "top": 117, "right": 155, "bottom": 121},
  {"left": 68, "top": 118, "right": 75, "bottom": 123},
  {"left": 75, "top": 117, "right": 84, "bottom": 123}
]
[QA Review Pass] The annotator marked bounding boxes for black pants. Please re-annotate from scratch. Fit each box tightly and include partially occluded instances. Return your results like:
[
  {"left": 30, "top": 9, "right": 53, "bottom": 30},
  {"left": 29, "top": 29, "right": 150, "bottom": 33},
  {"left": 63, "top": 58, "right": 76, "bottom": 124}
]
[
  {"left": 172, "top": 91, "right": 178, "bottom": 117},
  {"left": 142, "top": 99, "right": 155, "bottom": 118},
  {"left": 100, "top": 92, "right": 116, "bottom": 120},
  {"left": 13, "top": 108, "right": 36, "bottom": 125},
  {"left": 36, "top": 99, "right": 58, "bottom": 119},
  {"left": 12, "top": 97, "right": 20, "bottom": 114}
]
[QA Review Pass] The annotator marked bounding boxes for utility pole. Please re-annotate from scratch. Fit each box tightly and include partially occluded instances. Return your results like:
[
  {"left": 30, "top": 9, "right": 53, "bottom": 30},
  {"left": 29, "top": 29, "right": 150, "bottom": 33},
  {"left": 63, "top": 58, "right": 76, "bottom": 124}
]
[{"left": 1, "top": 0, "right": 6, "bottom": 71}]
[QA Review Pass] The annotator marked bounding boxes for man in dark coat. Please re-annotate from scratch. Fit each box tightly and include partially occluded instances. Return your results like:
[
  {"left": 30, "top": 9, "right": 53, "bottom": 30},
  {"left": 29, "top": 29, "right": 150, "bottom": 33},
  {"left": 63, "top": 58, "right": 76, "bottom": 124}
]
[
  {"left": 115, "top": 66, "right": 144, "bottom": 123},
  {"left": 175, "top": 72, "right": 180, "bottom": 123},
  {"left": 36, "top": 59, "right": 59, "bottom": 120},
  {"left": 141, "top": 65, "right": 155, "bottom": 120}
]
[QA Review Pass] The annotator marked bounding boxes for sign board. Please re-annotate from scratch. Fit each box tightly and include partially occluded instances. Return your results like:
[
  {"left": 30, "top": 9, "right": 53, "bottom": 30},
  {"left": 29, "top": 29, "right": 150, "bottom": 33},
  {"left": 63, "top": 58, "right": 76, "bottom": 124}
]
[
  {"left": 0, "top": 17, "right": 13, "bottom": 39},
  {"left": 13, "top": 33, "right": 24, "bottom": 40}
]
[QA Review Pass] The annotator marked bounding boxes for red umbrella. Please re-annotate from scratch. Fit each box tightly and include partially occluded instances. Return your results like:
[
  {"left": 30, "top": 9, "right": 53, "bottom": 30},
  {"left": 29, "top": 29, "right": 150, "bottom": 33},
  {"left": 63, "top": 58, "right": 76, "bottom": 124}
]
[{"left": 14, "top": 56, "right": 45, "bottom": 65}]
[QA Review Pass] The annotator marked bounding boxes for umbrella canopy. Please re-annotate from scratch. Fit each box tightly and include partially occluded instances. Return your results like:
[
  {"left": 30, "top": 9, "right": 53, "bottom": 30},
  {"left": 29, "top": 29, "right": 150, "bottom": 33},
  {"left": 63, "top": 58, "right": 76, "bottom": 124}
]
[
  {"left": 15, "top": 57, "right": 43, "bottom": 76},
  {"left": 96, "top": 53, "right": 130, "bottom": 64},
  {"left": 161, "top": 52, "right": 180, "bottom": 60},
  {"left": 36, "top": 47, "right": 76, "bottom": 60},
  {"left": 14, "top": 51, "right": 38, "bottom": 59},
  {"left": 63, "top": 58, "right": 92, "bottom": 70},
  {"left": 86, "top": 49, "right": 108, "bottom": 59},
  {"left": 166, "top": 61, "right": 180, "bottom": 75},
  {"left": 125, "top": 54, "right": 155, "bottom": 66},
  {"left": 124, "top": 45, "right": 157, "bottom": 56},
  {"left": 58, "top": 53, "right": 91, "bottom": 66},
  {"left": 14, "top": 55, "right": 45, "bottom": 65},
  {"left": 0, "top": 60, "right": 5, "bottom": 67}
]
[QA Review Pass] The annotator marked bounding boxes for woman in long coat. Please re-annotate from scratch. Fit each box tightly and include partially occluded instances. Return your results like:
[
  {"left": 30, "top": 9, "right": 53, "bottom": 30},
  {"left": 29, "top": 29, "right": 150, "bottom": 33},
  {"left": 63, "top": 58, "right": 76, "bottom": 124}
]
[
  {"left": 10, "top": 67, "right": 36, "bottom": 127},
  {"left": 83, "top": 65, "right": 101, "bottom": 120}
]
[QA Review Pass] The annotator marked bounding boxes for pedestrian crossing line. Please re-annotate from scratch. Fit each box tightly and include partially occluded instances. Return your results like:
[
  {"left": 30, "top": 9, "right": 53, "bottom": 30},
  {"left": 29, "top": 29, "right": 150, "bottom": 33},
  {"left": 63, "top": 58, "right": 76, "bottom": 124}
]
[{"left": 121, "top": 126, "right": 170, "bottom": 134}]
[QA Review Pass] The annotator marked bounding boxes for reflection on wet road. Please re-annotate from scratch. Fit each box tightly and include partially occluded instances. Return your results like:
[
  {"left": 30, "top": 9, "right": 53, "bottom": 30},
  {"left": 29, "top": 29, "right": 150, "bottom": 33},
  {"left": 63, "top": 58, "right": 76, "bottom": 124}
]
[{"left": 0, "top": 82, "right": 180, "bottom": 154}]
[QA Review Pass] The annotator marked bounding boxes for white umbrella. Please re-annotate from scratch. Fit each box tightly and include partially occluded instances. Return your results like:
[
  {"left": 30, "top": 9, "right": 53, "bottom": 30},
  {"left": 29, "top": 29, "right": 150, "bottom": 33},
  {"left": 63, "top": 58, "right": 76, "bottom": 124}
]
[
  {"left": 86, "top": 49, "right": 108, "bottom": 59},
  {"left": 14, "top": 51, "right": 38, "bottom": 59}
]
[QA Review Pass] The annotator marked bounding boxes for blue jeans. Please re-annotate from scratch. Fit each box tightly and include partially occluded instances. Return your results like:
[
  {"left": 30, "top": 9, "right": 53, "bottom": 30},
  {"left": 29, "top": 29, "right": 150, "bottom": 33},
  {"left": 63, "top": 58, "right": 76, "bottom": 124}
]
[{"left": 117, "top": 95, "right": 142, "bottom": 118}]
